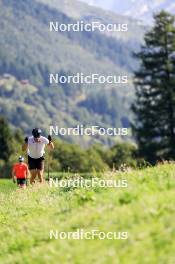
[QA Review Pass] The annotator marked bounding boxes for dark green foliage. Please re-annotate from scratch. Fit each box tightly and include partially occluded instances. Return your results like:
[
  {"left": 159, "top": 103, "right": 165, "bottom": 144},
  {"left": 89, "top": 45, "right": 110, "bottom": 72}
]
[
  {"left": 0, "top": 121, "right": 26, "bottom": 177},
  {"left": 51, "top": 140, "right": 137, "bottom": 173},
  {"left": 132, "top": 11, "right": 175, "bottom": 163},
  {"left": 85, "top": 147, "right": 108, "bottom": 172},
  {"left": 52, "top": 141, "right": 108, "bottom": 172},
  {"left": 0, "top": 117, "right": 13, "bottom": 162},
  {"left": 53, "top": 141, "right": 87, "bottom": 172},
  {"left": 107, "top": 142, "right": 137, "bottom": 169}
]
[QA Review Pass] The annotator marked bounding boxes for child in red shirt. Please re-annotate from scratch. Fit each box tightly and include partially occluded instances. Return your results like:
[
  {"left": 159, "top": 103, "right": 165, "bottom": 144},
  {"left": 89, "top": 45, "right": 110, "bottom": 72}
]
[{"left": 12, "top": 156, "right": 29, "bottom": 189}]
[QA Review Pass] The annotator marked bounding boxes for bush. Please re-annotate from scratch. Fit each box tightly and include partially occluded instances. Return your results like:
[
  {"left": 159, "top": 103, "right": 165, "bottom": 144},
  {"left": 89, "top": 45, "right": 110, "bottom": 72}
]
[
  {"left": 52, "top": 141, "right": 108, "bottom": 173},
  {"left": 107, "top": 142, "right": 137, "bottom": 169}
]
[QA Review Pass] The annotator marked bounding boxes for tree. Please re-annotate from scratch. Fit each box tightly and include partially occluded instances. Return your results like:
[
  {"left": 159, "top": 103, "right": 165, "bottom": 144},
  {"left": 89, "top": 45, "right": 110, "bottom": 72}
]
[
  {"left": 132, "top": 11, "right": 175, "bottom": 163},
  {"left": 0, "top": 117, "right": 14, "bottom": 161},
  {"left": 52, "top": 141, "right": 108, "bottom": 173},
  {"left": 108, "top": 142, "right": 137, "bottom": 169}
]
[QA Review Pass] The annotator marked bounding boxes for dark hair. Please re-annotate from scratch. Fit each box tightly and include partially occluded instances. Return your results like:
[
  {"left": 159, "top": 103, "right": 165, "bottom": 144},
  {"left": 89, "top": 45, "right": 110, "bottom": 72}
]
[{"left": 32, "top": 128, "right": 42, "bottom": 138}]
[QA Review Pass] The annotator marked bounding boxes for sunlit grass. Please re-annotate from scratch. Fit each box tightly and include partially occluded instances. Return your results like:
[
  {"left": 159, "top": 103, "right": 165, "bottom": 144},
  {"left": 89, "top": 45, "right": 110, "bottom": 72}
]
[{"left": 0, "top": 164, "right": 175, "bottom": 264}]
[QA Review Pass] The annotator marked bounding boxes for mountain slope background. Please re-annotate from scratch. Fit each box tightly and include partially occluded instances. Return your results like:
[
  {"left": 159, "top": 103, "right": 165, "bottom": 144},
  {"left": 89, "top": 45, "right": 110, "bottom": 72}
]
[
  {"left": 0, "top": 0, "right": 146, "bottom": 146},
  {"left": 80, "top": 0, "right": 175, "bottom": 24}
]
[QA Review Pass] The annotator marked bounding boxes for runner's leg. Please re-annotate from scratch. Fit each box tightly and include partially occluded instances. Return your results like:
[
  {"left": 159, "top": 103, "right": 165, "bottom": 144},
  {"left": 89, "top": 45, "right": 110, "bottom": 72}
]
[
  {"left": 20, "top": 184, "right": 27, "bottom": 189},
  {"left": 30, "top": 169, "right": 37, "bottom": 184},
  {"left": 37, "top": 169, "right": 44, "bottom": 183},
  {"left": 37, "top": 157, "right": 45, "bottom": 183}
]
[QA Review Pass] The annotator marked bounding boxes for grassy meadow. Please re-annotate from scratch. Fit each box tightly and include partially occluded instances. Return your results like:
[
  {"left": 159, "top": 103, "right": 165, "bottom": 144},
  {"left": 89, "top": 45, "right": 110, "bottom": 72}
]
[{"left": 0, "top": 164, "right": 175, "bottom": 264}]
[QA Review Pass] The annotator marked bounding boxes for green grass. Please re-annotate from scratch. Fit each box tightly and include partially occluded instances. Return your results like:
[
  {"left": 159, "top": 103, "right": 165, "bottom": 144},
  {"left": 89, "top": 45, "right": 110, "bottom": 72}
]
[{"left": 0, "top": 164, "right": 175, "bottom": 264}]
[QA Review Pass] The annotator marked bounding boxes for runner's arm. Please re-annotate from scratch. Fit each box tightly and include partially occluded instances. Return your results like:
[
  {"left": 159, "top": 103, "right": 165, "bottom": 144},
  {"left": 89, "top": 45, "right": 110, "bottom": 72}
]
[
  {"left": 22, "top": 137, "right": 28, "bottom": 151},
  {"left": 26, "top": 167, "right": 30, "bottom": 179},
  {"left": 47, "top": 135, "right": 54, "bottom": 149},
  {"left": 48, "top": 141, "right": 54, "bottom": 150},
  {"left": 11, "top": 168, "right": 16, "bottom": 182},
  {"left": 22, "top": 143, "right": 28, "bottom": 151}
]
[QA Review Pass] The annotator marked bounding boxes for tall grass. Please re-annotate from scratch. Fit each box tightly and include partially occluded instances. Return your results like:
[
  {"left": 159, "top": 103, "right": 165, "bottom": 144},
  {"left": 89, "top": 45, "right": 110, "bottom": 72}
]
[{"left": 0, "top": 164, "right": 175, "bottom": 264}]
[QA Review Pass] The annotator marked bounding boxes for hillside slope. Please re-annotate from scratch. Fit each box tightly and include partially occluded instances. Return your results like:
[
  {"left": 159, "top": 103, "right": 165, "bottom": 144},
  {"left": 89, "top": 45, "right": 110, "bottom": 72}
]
[{"left": 0, "top": 0, "right": 145, "bottom": 145}]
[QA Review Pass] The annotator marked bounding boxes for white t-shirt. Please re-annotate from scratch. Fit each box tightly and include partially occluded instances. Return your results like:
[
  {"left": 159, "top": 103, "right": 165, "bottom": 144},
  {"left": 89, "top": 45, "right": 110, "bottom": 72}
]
[{"left": 27, "top": 136, "right": 49, "bottom": 159}]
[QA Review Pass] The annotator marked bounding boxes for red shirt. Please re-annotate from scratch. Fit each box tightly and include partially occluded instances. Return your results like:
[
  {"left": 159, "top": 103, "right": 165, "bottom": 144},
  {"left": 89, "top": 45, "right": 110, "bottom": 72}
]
[{"left": 13, "top": 163, "right": 28, "bottom": 179}]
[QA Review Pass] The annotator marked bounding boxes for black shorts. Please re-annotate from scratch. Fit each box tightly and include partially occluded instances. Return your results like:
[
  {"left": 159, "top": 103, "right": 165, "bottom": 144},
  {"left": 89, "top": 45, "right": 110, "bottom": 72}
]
[
  {"left": 28, "top": 156, "right": 44, "bottom": 170},
  {"left": 17, "top": 178, "right": 26, "bottom": 185}
]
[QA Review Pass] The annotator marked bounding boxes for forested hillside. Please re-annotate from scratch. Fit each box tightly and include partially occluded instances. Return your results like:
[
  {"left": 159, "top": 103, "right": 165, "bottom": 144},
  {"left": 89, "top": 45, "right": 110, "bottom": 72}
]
[{"left": 0, "top": 0, "right": 145, "bottom": 145}]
